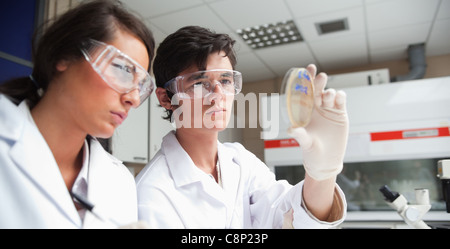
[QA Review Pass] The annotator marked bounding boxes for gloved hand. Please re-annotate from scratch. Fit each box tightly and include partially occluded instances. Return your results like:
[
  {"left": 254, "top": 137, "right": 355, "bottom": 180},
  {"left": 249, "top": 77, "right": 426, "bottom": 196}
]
[{"left": 287, "top": 64, "right": 349, "bottom": 181}]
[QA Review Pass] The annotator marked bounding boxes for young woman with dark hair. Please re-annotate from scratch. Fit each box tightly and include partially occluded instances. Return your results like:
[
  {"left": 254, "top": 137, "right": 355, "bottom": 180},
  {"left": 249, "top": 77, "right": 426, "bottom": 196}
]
[{"left": 0, "top": 0, "right": 155, "bottom": 228}]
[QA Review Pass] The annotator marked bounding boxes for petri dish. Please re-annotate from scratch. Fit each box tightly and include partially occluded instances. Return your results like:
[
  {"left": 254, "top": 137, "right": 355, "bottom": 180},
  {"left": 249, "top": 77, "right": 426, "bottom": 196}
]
[{"left": 280, "top": 68, "right": 314, "bottom": 128}]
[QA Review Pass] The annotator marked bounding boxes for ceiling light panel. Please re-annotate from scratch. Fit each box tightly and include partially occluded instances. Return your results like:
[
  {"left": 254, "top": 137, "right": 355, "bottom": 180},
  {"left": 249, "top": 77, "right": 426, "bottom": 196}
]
[{"left": 236, "top": 20, "right": 303, "bottom": 49}]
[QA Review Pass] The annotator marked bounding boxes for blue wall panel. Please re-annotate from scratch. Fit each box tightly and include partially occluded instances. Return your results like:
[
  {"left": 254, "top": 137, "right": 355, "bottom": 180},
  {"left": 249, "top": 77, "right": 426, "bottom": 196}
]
[
  {"left": 0, "top": 0, "right": 37, "bottom": 60},
  {"left": 0, "top": 0, "right": 36, "bottom": 84},
  {"left": 0, "top": 58, "right": 32, "bottom": 83}
]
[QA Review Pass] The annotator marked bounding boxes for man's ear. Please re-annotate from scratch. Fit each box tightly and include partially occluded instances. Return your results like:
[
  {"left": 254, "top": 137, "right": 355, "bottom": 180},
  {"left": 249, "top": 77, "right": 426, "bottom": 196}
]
[
  {"left": 155, "top": 87, "right": 173, "bottom": 110},
  {"left": 56, "top": 60, "right": 70, "bottom": 72}
]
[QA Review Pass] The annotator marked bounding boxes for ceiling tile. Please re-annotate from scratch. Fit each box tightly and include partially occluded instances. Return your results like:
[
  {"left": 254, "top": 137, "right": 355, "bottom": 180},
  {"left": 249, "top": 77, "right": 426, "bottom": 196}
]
[
  {"left": 309, "top": 34, "right": 368, "bottom": 70},
  {"left": 119, "top": 0, "right": 450, "bottom": 83},
  {"left": 122, "top": 0, "right": 203, "bottom": 19},
  {"left": 208, "top": 0, "right": 292, "bottom": 30},
  {"left": 364, "top": 0, "right": 389, "bottom": 4},
  {"left": 148, "top": 5, "right": 230, "bottom": 34},
  {"left": 227, "top": 32, "right": 252, "bottom": 54},
  {"left": 143, "top": 21, "right": 169, "bottom": 46},
  {"left": 369, "top": 22, "right": 430, "bottom": 51},
  {"left": 366, "top": 0, "right": 440, "bottom": 31},
  {"left": 370, "top": 47, "right": 408, "bottom": 63},
  {"left": 235, "top": 52, "right": 276, "bottom": 83},
  {"left": 295, "top": 7, "right": 365, "bottom": 42},
  {"left": 426, "top": 19, "right": 450, "bottom": 56},
  {"left": 255, "top": 42, "right": 316, "bottom": 76},
  {"left": 285, "top": 0, "right": 363, "bottom": 18},
  {"left": 437, "top": 0, "right": 450, "bottom": 20}
]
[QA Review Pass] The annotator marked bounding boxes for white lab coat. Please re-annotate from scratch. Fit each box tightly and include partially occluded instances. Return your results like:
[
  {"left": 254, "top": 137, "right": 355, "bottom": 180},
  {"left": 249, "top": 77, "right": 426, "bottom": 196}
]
[
  {"left": 136, "top": 131, "right": 346, "bottom": 229},
  {"left": 0, "top": 95, "right": 137, "bottom": 229}
]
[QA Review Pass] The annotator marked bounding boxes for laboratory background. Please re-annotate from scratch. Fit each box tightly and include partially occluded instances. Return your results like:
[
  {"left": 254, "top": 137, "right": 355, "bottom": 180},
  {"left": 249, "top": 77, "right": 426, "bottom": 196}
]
[{"left": 1, "top": 0, "right": 450, "bottom": 229}]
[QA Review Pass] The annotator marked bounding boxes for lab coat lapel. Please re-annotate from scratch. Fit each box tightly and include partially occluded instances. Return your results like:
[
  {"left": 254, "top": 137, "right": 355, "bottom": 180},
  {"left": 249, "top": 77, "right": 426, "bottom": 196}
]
[
  {"left": 199, "top": 173, "right": 227, "bottom": 204},
  {"left": 8, "top": 121, "right": 81, "bottom": 227},
  {"left": 218, "top": 143, "right": 240, "bottom": 195},
  {"left": 163, "top": 132, "right": 226, "bottom": 201},
  {"left": 218, "top": 143, "right": 242, "bottom": 227},
  {"left": 163, "top": 131, "right": 203, "bottom": 187},
  {"left": 86, "top": 138, "right": 108, "bottom": 203},
  {"left": 84, "top": 138, "right": 121, "bottom": 228}
]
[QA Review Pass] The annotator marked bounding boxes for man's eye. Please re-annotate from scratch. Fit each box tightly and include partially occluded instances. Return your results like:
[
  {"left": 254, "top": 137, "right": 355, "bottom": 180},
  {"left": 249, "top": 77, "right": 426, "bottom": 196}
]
[
  {"left": 195, "top": 81, "right": 211, "bottom": 88},
  {"left": 220, "top": 79, "right": 233, "bottom": 85}
]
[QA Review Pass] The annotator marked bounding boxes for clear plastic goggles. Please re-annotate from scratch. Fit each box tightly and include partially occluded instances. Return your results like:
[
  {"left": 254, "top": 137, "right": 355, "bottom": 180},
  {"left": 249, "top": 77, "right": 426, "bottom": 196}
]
[
  {"left": 80, "top": 39, "right": 155, "bottom": 106},
  {"left": 164, "top": 69, "right": 242, "bottom": 99}
]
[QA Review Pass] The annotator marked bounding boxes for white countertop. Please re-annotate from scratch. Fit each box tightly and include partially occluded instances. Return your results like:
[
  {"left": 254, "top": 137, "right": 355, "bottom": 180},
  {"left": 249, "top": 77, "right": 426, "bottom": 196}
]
[{"left": 345, "top": 211, "right": 450, "bottom": 221}]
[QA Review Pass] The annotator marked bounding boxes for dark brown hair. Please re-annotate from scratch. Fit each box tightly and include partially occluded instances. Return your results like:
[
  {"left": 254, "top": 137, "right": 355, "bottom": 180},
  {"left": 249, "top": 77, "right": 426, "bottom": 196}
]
[
  {"left": 0, "top": 0, "right": 155, "bottom": 108},
  {"left": 152, "top": 25, "right": 237, "bottom": 120}
]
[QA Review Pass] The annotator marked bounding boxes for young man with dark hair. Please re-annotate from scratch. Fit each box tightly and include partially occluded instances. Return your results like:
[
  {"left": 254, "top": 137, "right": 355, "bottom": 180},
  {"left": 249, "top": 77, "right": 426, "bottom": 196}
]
[{"left": 136, "top": 26, "right": 348, "bottom": 229}]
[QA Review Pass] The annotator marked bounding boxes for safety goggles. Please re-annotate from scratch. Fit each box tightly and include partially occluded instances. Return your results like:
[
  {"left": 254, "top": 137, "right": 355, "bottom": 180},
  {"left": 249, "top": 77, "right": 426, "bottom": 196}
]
[
  {"left": 80, "top": 39, "right": 154, "bottom": 106},
  {"left": 164, "top": 69, "right": 242, "bottom": 99}
]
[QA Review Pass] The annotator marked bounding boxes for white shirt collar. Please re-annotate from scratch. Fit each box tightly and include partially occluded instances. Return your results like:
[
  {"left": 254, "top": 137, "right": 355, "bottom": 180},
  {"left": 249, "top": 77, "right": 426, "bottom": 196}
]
[
  {"left": 162, "top": 131, "right": 205, "bottom": 187},
  {"left": 162, "top": 131, "right": 238, "bottom": 189}
]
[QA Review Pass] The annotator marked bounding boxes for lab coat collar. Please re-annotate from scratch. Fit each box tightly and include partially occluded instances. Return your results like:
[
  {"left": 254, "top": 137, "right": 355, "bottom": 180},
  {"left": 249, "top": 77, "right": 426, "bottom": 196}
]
[
  {"left": 83, "top": 136, "right": 123, "bottom": 228},
  {"left": 162, "top": 131, "right": 242, "bottom": 190},
  {"left": 163, "top": 131, "right": 204, "bottom": 187},
  {"left": 87, "top": 136, "right": 123, "bottom": 199},
  {"left": 71, "top": 139, "right": 89, "bottom": 220},
  {"left": 6, "top": 100, "right": 82, "bottom": 227},
  {"left": 162, "top": 131, "right": 242, "bottom": 222},
  {"left": 217, "top": 142, "right": 241, "bottom": 195},
  {"left": 72, "top": 139, "right": 89, "bottom": 198},
  {"left": 0, "top": 95, "right": 25, "bottom": 142},
  {"left": 217, "top": 142, "right": 243, "bottom": 228}
]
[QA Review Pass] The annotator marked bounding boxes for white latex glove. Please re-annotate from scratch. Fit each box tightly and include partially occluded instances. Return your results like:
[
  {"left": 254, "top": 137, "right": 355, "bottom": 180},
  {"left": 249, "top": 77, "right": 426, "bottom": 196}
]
[{"left": 287, "top": 64, "right": 349, "bottom": 181}]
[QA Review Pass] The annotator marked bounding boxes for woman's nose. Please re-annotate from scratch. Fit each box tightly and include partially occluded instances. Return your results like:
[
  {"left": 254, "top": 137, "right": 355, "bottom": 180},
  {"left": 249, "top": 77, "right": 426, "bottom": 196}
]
[{"left": 122, "top": 88, "right": 140, "bottom": 108}]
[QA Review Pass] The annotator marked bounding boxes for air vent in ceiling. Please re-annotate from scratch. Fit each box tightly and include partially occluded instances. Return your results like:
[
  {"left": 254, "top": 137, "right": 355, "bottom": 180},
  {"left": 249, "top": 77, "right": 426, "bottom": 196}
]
[
  {"left": 316, "top": 18, "right": 349, "bottom": 35},
  {"left": 236, "top": 20, "right": 303, "bottom": 49}
]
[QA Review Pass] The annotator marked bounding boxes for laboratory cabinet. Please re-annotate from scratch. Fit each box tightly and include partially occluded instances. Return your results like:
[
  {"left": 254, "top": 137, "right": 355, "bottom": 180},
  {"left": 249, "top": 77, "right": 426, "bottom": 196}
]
[{"left": 111, "top": 93, "right": 173, "bottom": 164}]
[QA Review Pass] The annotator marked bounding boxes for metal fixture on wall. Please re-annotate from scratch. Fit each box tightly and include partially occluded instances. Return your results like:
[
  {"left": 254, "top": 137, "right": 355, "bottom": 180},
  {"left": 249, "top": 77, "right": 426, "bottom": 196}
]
[{"left": 391, "top": 43, "right": 427, "bottom": 82}]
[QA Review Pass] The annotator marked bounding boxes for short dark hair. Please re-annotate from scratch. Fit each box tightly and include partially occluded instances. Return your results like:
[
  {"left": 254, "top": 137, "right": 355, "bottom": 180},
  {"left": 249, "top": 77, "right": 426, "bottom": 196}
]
[
  {"left": 153, "top": 25, "right": 237, "bottom": 120},
  {"left": 0, "top": 0, "right": 155, "bottom": 108}
]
